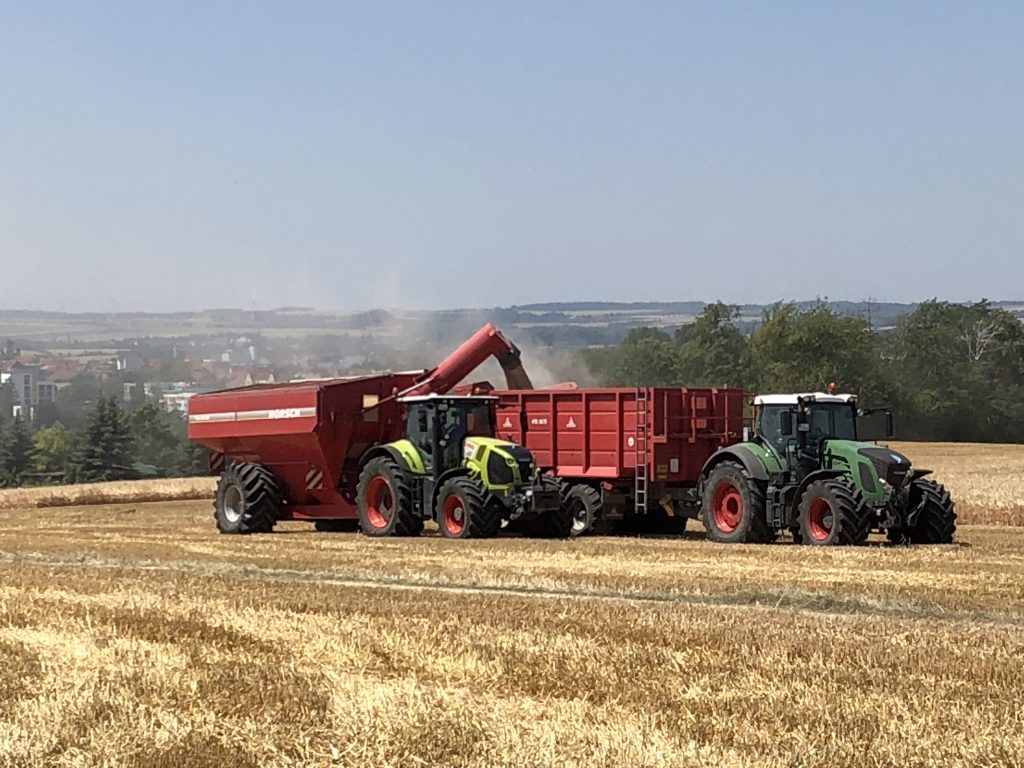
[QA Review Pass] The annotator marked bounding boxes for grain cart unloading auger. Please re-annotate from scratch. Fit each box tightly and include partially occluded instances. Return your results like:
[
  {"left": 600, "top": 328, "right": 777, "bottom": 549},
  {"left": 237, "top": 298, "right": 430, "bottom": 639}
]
[{"left": 187, "top": 324, "right": 571, "bottom": 538}]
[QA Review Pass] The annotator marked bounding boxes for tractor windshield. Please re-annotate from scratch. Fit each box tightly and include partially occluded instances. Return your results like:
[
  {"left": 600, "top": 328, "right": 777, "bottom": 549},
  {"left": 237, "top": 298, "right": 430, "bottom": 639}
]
[{"left": 805, "top": 403, "right": 858, "bottom": 442}]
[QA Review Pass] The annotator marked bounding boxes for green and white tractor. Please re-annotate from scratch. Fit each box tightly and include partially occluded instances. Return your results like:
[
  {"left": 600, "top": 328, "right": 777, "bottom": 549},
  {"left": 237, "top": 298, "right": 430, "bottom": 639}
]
[
  {"left": 700, "top": 392, "right": 956, "bottom": 545},
  {"left": 356, "top": 394, "right": 571, "bottom": 539}
]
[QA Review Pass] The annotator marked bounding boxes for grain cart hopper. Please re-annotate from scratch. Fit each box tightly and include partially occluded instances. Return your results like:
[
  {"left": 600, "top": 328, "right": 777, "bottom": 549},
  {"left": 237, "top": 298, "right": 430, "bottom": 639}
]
[
  {"left": 698, "top": 391, "right": 956, "bottom": 545},
  {"left": 188, "top": 324, "right": 568, "bottom": 538},
  {"left": 492, "top": 386, "right": 746, "bottom": 535}
]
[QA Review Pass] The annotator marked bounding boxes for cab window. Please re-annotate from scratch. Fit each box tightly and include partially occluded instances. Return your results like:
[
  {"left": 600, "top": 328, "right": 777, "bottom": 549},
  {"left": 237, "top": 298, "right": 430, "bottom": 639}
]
[{"left": 757, "top": 405, "right": 789, "bottom": 452}]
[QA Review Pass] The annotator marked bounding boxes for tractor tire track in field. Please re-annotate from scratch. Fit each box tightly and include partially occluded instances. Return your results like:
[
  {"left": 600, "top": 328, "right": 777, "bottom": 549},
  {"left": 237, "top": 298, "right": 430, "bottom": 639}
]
[{"left": 2, "top": 549, "right": 1021, "bottom": 629}]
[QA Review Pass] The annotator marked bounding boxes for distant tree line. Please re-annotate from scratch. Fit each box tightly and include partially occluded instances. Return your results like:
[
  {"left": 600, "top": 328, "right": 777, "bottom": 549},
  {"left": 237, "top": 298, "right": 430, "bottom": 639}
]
[
  {"left": 0, "top": 396, "right": 207, "bottom": 488},
  {"left": 579, "top": 299, "right": 1024, "bottom": 443}
]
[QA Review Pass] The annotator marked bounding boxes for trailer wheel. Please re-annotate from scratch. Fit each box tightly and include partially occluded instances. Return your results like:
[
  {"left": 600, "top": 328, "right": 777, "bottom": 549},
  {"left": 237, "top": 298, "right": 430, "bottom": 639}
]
[
  {"left": 314, "top": 519, "right": 361, "bottom": 533},
  {"left": 213, "top": 462, "right": 281, "bottom": 534},
  {"left": 565, "top": 484, "right": 606, "bottom": 537},
  {"left": 701, "top": 461, "right": 772, "bottom": 543},
  {"left": 797, "top": 478, "right": 871, "bottom": 546},
  {"left": 436, "top": 477, "right": 500, "bottom": 539},
  {"left": 888, "top": 479, "right": 956, "bottom": 544},
  {"left": 356, "top": 457, "right": 422, "bottom": 537}
]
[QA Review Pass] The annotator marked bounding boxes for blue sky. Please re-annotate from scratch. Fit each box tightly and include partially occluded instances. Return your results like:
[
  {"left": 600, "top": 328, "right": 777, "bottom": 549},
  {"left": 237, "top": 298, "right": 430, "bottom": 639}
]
[{"left": 1, "top": 1, "right": 1021, "bottom": 312}]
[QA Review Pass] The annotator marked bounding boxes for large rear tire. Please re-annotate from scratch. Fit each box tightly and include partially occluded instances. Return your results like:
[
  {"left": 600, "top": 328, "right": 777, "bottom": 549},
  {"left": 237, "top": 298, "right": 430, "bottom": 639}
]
[
  {"left": 356, "top": 457, "right": 423, "bottom": 537},
  {"left": 797, "top": 478, "right": 871, "bottom": 546},
  {"left": 889, "top": 479, "right": 956, "bottom": 544},
  {"left": 436, "top": 477, "right": 501, "bottom": 539},
  {"left": 213, "top": 462, "right": 281, "bottom": 534},
  {"left": 701, "top": 461, "right": 772, "bottom": 543}
]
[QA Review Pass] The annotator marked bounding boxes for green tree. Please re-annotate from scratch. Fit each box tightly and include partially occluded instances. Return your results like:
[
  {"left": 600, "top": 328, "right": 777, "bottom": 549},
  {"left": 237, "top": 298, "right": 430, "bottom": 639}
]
[
  {"left": 675, "top": 302, "right": 749, "bottom": 387},
  {"left": 746, "top": 302, "right": 884, "bottom": 399},
  {"left": 2, "top": 416, "right": 35, "bottom": 485},
  {"left": 33, "top": 422, "right": 72, "bottom": 478},
  {"left": 891, "top": 300, "right": 1024, "bottom": 441},
  {"left": 72, "top": 396, "right": 136, "bottom": 482},
  {"left": 129, "top": 402, "right": 184, "bottom": 476}
]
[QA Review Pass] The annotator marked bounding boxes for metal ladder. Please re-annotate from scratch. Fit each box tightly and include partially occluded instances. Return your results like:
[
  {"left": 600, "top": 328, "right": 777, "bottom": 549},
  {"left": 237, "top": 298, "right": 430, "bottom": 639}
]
[{"left": 634, "top": 387, "right": 649, "bottom": 515}]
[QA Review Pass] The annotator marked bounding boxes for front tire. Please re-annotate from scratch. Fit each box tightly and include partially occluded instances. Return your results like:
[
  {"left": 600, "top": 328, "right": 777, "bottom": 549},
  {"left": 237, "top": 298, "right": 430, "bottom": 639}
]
[
  {"left": 797, "top": 478, "right": 871, "bottom": 546},
  {"left": 213, "top": 462, "right": 281, "bottom": 534},
  {"left": 436, "top": 477, "right": 501, "bottom": 539},
  {"left": 356, "top": 457, "right": 422, "bottom": 537},
  {"left": 701, "top": 461, "right": 772, "bottom": 543},
  {"left": 890, "top": 479, "right": 956, "bottom": 544}
]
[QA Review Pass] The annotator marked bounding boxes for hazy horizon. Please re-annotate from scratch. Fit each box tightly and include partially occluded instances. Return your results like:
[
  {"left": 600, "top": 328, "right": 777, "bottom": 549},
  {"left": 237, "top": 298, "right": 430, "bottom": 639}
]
[{"left": 3, "top": 2, "right": 1022, "bottom": 313}]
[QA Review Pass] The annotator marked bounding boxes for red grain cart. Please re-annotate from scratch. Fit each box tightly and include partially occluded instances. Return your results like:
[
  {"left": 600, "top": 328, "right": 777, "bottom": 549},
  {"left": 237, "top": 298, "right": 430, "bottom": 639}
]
[
  {"left": 492, "top": 386, "right": 745, "bottom": 534},
  {"left": 189, "top": 372, "right": 421, "bottom": 528},
  {"left": 188, "top": 323, "right": 545, "bottom": 535}
]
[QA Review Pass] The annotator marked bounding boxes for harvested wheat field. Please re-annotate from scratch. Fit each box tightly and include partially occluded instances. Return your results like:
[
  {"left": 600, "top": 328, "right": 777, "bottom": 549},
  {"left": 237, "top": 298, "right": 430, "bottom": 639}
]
[
  {"left": 891, "top": 442, "right": 1024, "bottom": 526},
  {"left": 1, "top": 498, "right": 1023, "bottom": 768}
]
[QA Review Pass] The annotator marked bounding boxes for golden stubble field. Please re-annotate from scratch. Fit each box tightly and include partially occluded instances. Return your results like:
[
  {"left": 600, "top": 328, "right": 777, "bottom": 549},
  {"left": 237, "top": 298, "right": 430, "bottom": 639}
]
[
  {"left": 1, "top": 501, "right": 1024, "bottom": 767},
  {"left": 0, "top": 441, "right": 1022, "bottom": 767}
]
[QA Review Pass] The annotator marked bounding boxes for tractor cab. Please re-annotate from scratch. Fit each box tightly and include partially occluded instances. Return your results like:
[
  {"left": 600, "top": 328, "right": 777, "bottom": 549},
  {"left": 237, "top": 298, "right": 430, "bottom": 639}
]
[
  {"left": 755, "top": 392, "right": 869, "bottom": 467},
  {"left": 401, "top": 394, "right": 497, "bottom": 476}
]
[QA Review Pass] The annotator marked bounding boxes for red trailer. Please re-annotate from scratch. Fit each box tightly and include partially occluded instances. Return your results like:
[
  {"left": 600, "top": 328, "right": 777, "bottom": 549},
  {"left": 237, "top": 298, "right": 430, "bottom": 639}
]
[{"left": 492, "top": 386, "right": 745, "bottom": 534}]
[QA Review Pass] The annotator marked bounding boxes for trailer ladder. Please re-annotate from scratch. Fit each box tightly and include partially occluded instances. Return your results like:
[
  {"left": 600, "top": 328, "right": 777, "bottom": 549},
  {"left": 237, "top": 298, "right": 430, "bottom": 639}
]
[{"left": 634, "top": 387, "right": 649, "bottom": 515}]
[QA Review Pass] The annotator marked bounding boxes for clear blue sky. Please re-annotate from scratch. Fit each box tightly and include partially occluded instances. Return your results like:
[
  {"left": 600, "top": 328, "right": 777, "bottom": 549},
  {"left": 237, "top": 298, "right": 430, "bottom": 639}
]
[{"left": 1, "top": 2, "right": 1021, "bottom": 312}]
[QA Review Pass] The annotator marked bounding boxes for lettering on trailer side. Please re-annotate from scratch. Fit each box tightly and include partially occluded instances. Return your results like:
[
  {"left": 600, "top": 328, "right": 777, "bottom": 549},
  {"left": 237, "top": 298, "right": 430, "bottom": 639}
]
[{"left": 530, "top": 417, "right": 548, "bottom": 426}]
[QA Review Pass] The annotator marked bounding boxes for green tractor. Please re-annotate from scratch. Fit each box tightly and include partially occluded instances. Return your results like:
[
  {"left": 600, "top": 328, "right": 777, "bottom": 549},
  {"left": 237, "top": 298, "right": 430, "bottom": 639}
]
[
  {"left": 700, "top": 392, "right": 956, "bottom": 545},
  {"left": 356, "top": 394, "right": 571, "bottom": 539}
]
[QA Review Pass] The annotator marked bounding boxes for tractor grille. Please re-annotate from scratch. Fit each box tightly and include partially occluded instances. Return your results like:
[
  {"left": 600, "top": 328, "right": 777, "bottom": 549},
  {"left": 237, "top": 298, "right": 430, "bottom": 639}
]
[
  {"left": 506, "top": 445, "right": 535, "bottom": 484},
  {"left": 858, "top": 447, "right": 912, "bottom": 489}
]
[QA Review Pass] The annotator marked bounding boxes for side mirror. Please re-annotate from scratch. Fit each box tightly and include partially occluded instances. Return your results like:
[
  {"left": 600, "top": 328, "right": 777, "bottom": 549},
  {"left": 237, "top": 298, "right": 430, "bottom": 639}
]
[
  {"left": 885, "top": 412, "right": 895, "bottom": 439},
  {"left": 780, "top": 410, "right": 793, "bottom": 436}
]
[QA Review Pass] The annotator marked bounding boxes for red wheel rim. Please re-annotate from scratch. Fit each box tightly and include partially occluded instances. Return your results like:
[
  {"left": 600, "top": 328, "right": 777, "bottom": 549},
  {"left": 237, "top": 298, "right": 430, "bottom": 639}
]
[
  {"left": 807, "top": 497, "right": 833, "bottom": 541},
  {"left": 711, "top": 481, "right": 743, "bottom": 533},
  {"left": 365, "top": 476, "right": 393, "bottom": 529},
  {"left": 443, "top": 494, "right": 465, "bottom": 535}
]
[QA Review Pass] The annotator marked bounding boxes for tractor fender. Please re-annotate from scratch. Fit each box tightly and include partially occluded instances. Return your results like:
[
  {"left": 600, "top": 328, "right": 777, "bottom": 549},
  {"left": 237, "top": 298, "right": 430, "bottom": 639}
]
[
  {"left": 360, "top": 444, "right": 413, "bottom": 472},
  {"left": 792, "top": 469, "right": 848, "bottom": 509},
  {"left": 700, "top": 446, "right": 770, "bottom": 485},
  {"left": 429, "top": 467, "right": 473, "bottom": 517},
  {"left": 910, "top": 468, "right": 932, "bottom": 480}
]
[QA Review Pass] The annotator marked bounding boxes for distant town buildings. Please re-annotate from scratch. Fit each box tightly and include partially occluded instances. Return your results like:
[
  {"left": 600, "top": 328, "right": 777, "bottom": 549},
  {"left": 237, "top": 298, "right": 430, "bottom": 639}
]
[{"left": 0, "top": 361, "right": 56, "bottom": 422}]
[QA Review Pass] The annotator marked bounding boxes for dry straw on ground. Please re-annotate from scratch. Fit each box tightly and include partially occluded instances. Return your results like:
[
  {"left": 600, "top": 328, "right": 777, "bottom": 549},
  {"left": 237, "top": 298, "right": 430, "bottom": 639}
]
[
  {"left": 890, "top": 441, "right": 1024, "bottom": 525},
  {"left": 0, "top": 477, "right": 216, "bottom": 510},
  {"left": 1, "top": 500, "right": 1024, "bottom": 767}
]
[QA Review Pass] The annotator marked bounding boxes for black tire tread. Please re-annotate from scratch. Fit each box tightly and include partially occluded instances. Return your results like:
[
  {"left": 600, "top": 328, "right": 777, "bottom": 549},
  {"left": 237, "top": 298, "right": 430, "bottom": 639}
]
[
  {"left": 437, "top": 476, "right": 501, "bottom": 538},
  {"left": 907, "top": 479, "right": 956, "bottom": 544},
  {"left": 565, "top": 483, "right": 603, "bottom": 537},
  {"left": 356, "top": 457, "right": 423, "bottom": 537},
  {"left": 213, "top": 462, "right": 281, "bottom": 534},
  {"left": 702, "top": 460, "right": 772, "bottom": 544},
  {"left": 798, "top": 478, "right": 871, "bottom": 546}
]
